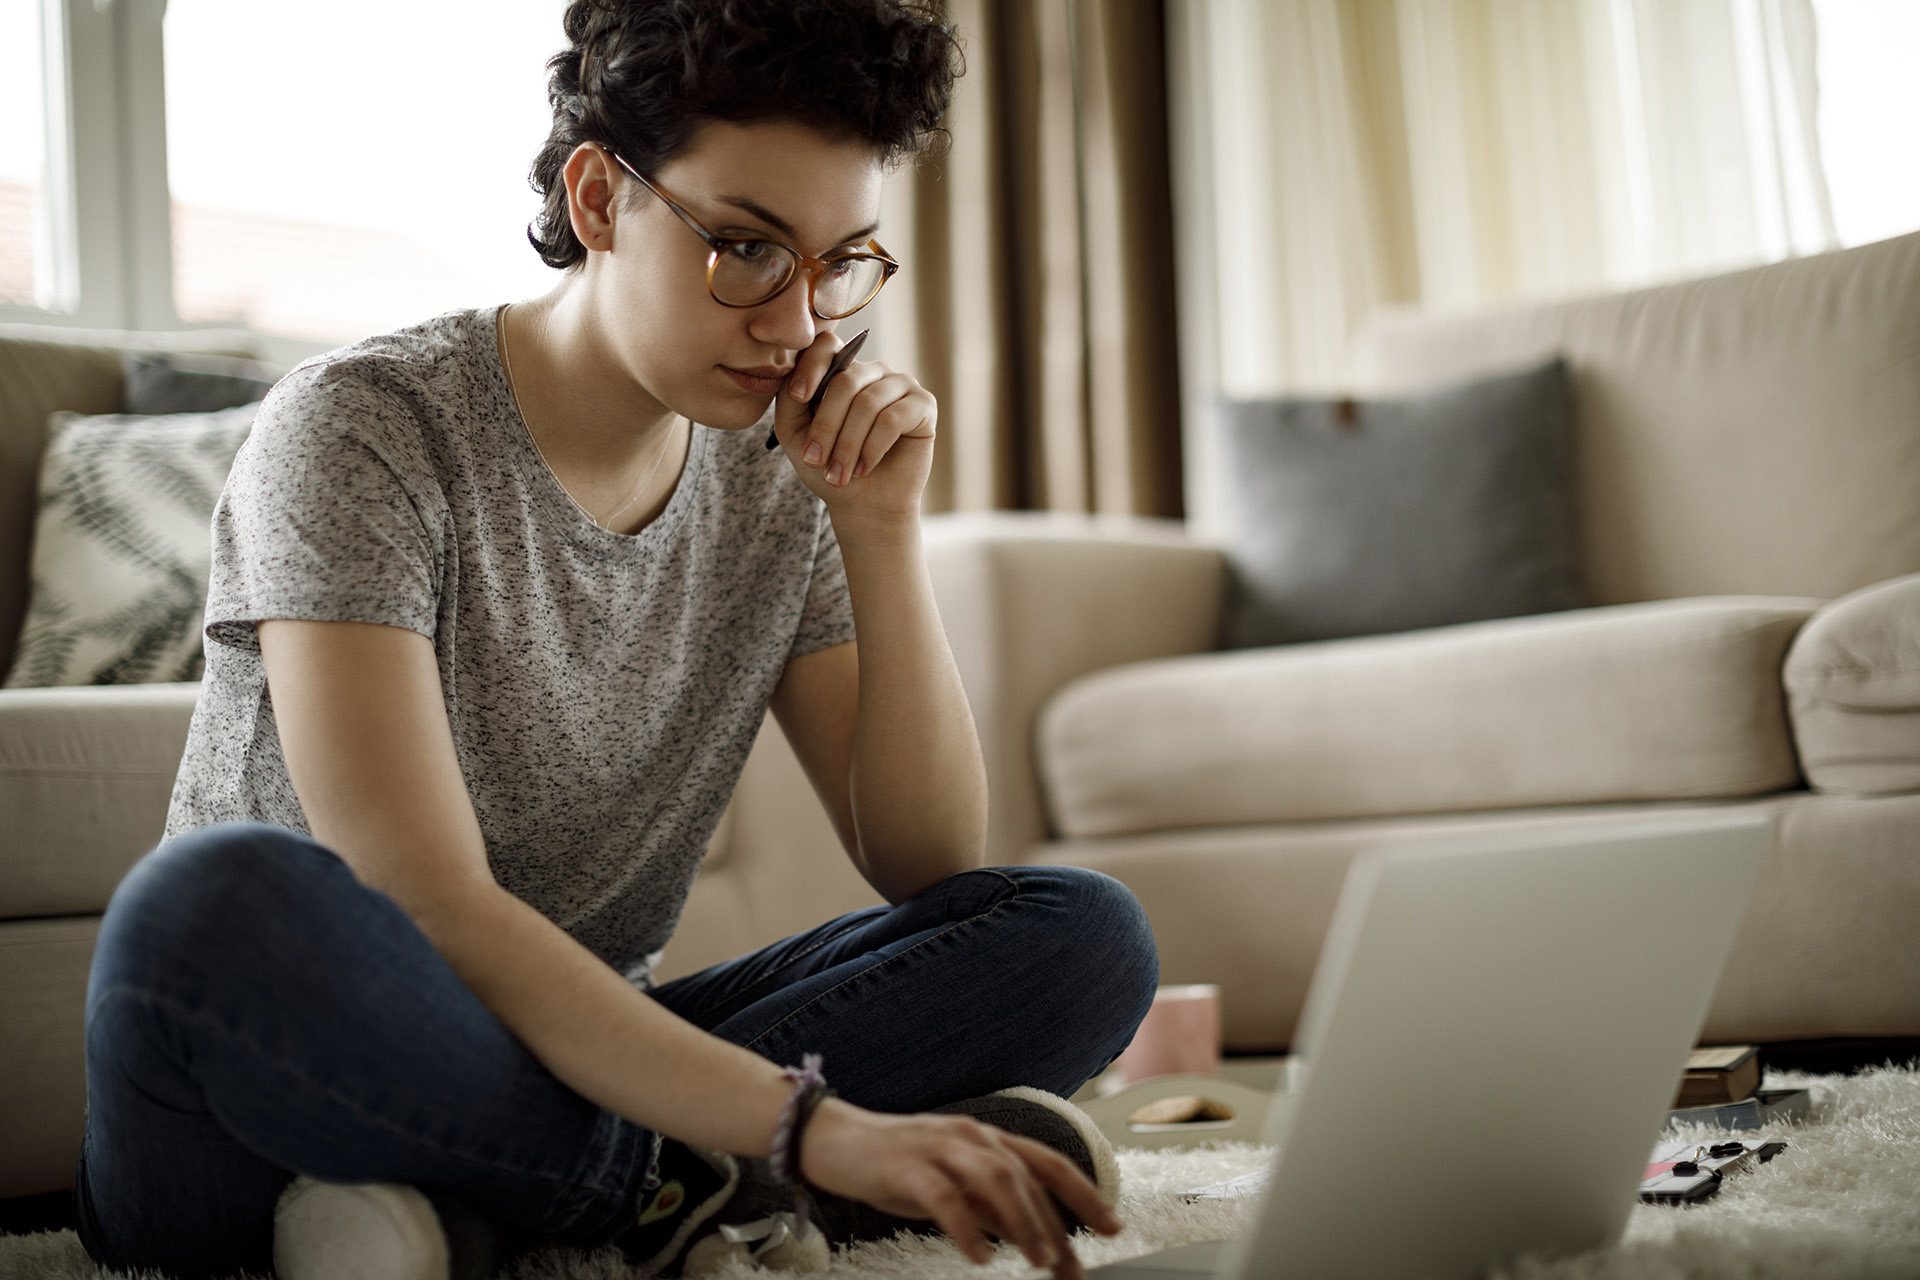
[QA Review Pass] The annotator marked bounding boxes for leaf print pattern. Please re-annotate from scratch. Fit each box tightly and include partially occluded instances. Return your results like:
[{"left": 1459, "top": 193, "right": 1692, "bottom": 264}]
[{"left": 3, "top": 404, "right": 256, "bottom": 688}]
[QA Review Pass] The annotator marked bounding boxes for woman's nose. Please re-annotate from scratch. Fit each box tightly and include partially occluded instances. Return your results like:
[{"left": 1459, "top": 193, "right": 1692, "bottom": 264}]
[{"left": 749, "top": 273, "right": 819, "bottom": 352}]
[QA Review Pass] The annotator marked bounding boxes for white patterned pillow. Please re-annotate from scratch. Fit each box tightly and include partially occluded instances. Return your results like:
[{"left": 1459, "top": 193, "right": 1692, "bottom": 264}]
[{"left": 3, "top": 405, "right": 256, "bottom": 687}]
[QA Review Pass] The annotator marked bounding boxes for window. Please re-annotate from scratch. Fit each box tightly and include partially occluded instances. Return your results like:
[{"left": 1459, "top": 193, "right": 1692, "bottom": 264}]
[
  {"left": 1811, "top": 0, "right": 1920, "bottom": 245},
  {"left": 2, "top": 0, "right": 565, "bottom": 341},
  {"left": 162, "top": 0, "right": 565, "bottom": 344},
  {"left": 0, "top": 0, "right": 55, "bottom": 309},
  {"left": 8, "top": 0, "right": 1918, "bottom": 341},
  {"left": 1, "top": 0, "right": 176, "bottom": 331}
]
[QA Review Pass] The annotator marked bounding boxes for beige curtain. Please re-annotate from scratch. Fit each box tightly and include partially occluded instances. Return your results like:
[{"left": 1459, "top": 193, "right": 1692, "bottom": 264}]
[
  {"left": 871, "top": 0, "right": 1184, "bottom": 517},
  {"left": 1171, "top": 0, "right": 1839, "bottom": 401},
  {"left": 1169, "top": 0, "right": 1840, "bottom": 534}
]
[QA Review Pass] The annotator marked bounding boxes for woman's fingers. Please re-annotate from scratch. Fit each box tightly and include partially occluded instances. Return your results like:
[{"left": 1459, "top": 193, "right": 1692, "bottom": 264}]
[
  {"left": 798, "top": 365, "right": 933, "bottom": 486},
  {"left": 810, "top": 365, "right": 890, "bottom": 483},
  {"left": 783, "top": 331, "right": 846, "bottom": 410},
  {"left": 810, "top": 364, "right": 890, "bottom": 485},
  {"left": 832, "top": 376, "right": 899, "bottom": 481},
  {"left": 938, "top": 1138, "right": 1070, "bottom": 1271},
  {"left": 799, "top": 1104, "right": 1107, "bottom": 1279},
  {"left": 1010, "top": 1136, "right": 1124, "bottom": 1236},
  {"left": 936, "top": 1121, "right": 1097, "bottom": 1276},
  {"left": 909, "top": 1163, "right": 996, "bottom": 1265},
  {"left": 853, "top": 390, "right": 934, "bottom": 479},
  {"left": 773, "top": 332, "right": 845, "bottom": 441}
]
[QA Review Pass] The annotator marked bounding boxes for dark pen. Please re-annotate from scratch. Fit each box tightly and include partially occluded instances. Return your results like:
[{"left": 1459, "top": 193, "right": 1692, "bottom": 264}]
[{"left": 766, "top": 328, "right": 870, "bottom": 451}]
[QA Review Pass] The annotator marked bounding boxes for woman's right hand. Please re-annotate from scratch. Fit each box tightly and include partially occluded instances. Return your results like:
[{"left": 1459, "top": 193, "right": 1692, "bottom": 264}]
[{"left": 799, "top": 1097, "right": 1123, "bottom": 1280}]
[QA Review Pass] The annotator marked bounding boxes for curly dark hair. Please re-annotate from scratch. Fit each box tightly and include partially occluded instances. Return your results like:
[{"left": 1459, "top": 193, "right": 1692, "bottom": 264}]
[{"left": 528, "top": 0, "right": 961, "bottom": 269}]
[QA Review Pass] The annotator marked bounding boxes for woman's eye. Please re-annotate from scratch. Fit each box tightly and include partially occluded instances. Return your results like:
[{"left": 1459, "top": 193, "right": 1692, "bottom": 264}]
[{"left": 725, "top": 241, "right": 778, "bottom": 265}]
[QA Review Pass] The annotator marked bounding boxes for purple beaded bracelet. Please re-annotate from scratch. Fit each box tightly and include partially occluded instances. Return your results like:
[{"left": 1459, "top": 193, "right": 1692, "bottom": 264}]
[{"left": 771, "top": 1054, "right": 831, "bottom": 1231}]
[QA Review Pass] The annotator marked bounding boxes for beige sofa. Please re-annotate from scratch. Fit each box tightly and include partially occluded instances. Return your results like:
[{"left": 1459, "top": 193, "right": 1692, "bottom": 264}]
[
  {"left": 898, "top": 232, "right": 1920, "bottom": 1059},
  {"left": 5, "top": 231, "right": 1919, "bottom": 1199},
  {"left": 671, "top": 230, "right": 1920, "bottom": 1052}
]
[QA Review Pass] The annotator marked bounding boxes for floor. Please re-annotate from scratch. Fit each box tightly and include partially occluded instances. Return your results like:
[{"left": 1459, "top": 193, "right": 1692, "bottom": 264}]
[{"left": 7, "top": 1039, "right": 1917, "bottom": 1243}]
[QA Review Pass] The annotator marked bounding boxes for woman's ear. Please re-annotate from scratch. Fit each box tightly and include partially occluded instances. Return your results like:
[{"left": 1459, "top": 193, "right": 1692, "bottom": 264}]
[{"left": 563, "top": 144, "right": 621, "bottom": 254}]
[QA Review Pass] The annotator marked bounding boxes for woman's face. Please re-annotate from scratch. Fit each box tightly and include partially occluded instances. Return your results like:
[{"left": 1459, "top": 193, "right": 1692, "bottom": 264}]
[{"left": 588, "top": 119, "right": 887, "bottom": 432}]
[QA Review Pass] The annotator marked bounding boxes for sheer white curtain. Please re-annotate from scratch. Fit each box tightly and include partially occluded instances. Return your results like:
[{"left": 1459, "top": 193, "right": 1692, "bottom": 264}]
[{"left": 1170, "top": 0, "right": 1839, "bottom": 419}]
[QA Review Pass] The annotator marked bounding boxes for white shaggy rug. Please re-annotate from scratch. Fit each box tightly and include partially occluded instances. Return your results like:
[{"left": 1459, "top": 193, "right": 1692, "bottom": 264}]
[{"left": 4, "top": 1066, "right": 1917, "bottom": 1280}]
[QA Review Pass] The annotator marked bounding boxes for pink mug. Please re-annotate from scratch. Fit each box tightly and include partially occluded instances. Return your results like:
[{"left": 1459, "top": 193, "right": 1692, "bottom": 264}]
[{"left": 1112, "top": 984, "right": 1222, "bottom": 1084}]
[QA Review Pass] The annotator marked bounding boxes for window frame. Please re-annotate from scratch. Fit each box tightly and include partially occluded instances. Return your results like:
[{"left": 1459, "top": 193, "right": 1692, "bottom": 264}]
[{"left": 1, "top": 0, "right": 175, "bottom": 331}]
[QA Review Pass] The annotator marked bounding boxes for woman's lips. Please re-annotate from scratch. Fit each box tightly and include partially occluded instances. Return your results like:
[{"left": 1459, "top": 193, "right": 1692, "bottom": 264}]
[{"left": 721, "top": 366, "right": 791, "bottom": 395}]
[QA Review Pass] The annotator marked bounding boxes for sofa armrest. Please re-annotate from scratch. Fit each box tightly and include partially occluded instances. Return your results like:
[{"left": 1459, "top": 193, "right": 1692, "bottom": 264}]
[
  {"left": 1785, "top": 572, "right": 1920, "bottom": 796},
  {"left": 669, "top": 514, "right": 1223, "bottom": 968},
  {"left": 0, "top": 682, "right": 198, "bottom": 918},
  {"left": 922, "top": 512, "right": 1227, "bottom": 860},
  {"left": 660, "top": 711, "right": 885, "bottom": 982}
]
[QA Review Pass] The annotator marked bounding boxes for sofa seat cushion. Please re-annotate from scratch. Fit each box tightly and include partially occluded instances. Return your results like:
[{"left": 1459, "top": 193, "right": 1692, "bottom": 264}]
[
  {"left": 1785, "top": 572, "right": 1920, "bottom": 796},
  {"left": 0, "top": 683, "right": 199, "bottom": 918},
  {"left": 1037, "top": 597, "right": 1818, "bottom": 838},
  {"left": 1034, "top": 790, "right": 1920, "bottom": 1049},
  {"left": 1032, "top": 798, "right": 1798, "bottom": 1050}
]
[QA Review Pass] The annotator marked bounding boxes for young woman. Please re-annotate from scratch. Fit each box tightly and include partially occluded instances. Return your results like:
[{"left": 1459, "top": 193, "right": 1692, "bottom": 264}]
[{"left": 74, "top": 2, "right": 1159, "bottom": 1278}]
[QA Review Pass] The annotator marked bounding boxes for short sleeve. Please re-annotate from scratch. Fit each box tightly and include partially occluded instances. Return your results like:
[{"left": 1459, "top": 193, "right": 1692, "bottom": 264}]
[
  {"left": 788, "top": 503, "right": 858, "bottom": 660},
  {"left": 204, "top": 365, "right": 445, "bottom": 653}
]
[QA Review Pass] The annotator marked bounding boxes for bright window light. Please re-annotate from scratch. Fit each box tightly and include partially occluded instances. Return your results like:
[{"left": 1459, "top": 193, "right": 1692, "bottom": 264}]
[
  {"left": 1813, "top": 0, "right": 1920, "bottom": 245},
  {"left": 163, "top": 0, "right": 567, "bottom": 344},
  {"left": 0, "top": 0, "right": 52, "bottom": 309}
]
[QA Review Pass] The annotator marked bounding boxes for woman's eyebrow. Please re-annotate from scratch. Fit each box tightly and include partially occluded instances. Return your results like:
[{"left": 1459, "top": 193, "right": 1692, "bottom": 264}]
[{"left": 717, "top": 194, "right": 879, "bottom": 248}]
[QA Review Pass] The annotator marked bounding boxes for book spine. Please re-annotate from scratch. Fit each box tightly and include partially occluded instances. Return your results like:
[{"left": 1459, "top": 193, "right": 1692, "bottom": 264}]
[
  {"left": 1667, "top": 1089, "right": 1810, "bottom": 1131},
  {"left": 1667, "top": 1098, "right": 1764, "bottom": 1130}
]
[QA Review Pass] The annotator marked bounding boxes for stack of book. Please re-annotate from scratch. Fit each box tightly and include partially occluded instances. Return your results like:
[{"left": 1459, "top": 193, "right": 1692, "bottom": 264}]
[{"left": 1666, "top": 1045, "right": 1809, "bottom": 1129}]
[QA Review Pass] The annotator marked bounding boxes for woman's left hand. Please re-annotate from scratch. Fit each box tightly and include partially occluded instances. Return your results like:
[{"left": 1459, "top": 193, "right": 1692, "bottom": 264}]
[{"left": 770, "top": 332, "right": 936, "bottom": 524}]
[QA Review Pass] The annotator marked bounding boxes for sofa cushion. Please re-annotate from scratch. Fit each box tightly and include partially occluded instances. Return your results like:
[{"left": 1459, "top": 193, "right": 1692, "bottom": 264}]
[
  {"left": 0, "top": 683, "right": 198, "bottom": 918},
  {"left": 1037, "top": 597, "right": 1818, "bottom": 837},
  {"left": 1784, "top": 572, "right": 1920, "bottom": 796},
  {"left": 1216, "top": 357, "right": 1583, "bottom": 647},
  {"left": 1350, "top": 230, "right": 1920, "bottom": 606},
  {"left": 1033, "top": 799, "right": 1793, "bottom": 1050},
  {"left": 4, "top": 404, "right": 254, "bottom": 688},
  {"left": 1035, "top": 790, "right": 1920, "bottom": 1049},
  {"left": 0, "top": 324, "right": 263, "bottom": 678},
  {"left": 122, "top": 351, "right": 278, "bottom": 415}
]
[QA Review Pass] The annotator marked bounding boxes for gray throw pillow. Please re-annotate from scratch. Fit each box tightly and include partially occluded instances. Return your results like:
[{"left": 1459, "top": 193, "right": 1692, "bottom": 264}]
[
  {"left": 1217, "top": 357, "right": 1584, "bottom": 648},
  {"left": 122, "top": 351, "right": 278, "bottom": 415},
  {"left": 3, "top": 405, "right": 256, "bottom": 687}
]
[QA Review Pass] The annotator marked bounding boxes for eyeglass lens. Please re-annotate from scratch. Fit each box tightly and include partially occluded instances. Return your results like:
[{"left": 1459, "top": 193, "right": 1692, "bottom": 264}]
[{"left": 709, "top": 242, "right": 887, "bottom": 318}]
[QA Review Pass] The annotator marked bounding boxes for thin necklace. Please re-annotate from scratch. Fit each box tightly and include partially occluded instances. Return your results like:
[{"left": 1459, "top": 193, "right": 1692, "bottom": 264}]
[{"left": 498, "top": 304, "right": 678, "bottom": 532}]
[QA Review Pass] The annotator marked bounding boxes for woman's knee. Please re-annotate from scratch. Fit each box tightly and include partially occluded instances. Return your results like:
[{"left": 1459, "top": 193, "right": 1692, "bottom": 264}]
[
  {"left": 93, "top": 823, "right": 349, "bottom": 993},
  {"left": 1020, "top": 865, "right": 1160, "bottom": 1015}
]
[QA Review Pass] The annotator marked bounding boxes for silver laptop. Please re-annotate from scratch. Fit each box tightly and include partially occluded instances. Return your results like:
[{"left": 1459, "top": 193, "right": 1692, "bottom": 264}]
[{"left": 1093, "top": 813, "right": 1772, "bottom": 1280}]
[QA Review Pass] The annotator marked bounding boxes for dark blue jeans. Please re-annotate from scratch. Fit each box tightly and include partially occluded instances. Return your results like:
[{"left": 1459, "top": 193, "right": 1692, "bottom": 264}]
[{"left": 75, "top": 823, "right": 1157, "bottom": 1278}]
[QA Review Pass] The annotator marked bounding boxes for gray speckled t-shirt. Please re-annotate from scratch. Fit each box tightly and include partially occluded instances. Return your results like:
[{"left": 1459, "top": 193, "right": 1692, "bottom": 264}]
[{"left": 164, "top": 305, "right": 856, "bottom": 985}]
